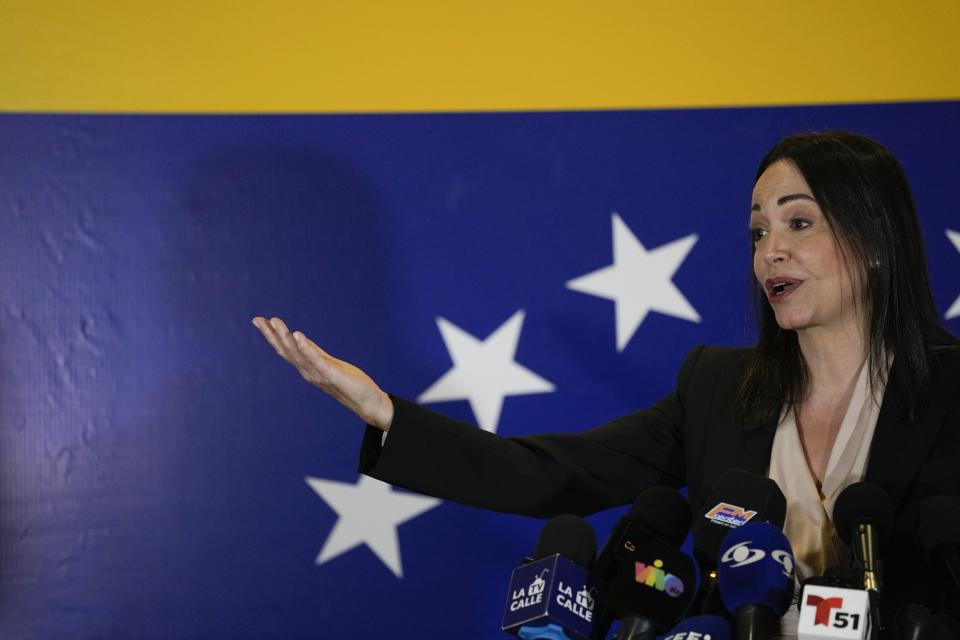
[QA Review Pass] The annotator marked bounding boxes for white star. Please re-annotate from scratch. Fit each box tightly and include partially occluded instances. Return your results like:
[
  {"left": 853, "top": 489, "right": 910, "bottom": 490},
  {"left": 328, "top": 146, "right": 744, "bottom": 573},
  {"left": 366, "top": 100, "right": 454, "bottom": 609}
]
[
  {"left": 566, "top": 212, "right": 700, "bottom": 351},
  {"left": 417, "top": 310, "right": 555, "bottom": 433},
  {"left": 946, "top": 229, "right": 960, "bottom": 320},
  {"left": 305, "top": 475, "right": 441, "bottom": 578}
]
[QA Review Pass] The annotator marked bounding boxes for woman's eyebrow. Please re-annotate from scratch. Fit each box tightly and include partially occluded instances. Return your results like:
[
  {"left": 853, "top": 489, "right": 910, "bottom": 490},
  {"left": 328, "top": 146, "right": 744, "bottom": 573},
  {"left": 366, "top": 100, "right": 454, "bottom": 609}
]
[
  {"left": 777, "top": 193, "right": 816, "bottom": 206},
  {"left": 751, "top": 192, "right": 816, "bottom": 212}
]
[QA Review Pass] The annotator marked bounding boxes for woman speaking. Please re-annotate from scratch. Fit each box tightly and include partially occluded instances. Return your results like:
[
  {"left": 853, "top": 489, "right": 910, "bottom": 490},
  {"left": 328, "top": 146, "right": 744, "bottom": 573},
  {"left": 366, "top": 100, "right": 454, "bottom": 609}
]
[{"left": 252, "top": 131, "right": 960, "bottom": 628}]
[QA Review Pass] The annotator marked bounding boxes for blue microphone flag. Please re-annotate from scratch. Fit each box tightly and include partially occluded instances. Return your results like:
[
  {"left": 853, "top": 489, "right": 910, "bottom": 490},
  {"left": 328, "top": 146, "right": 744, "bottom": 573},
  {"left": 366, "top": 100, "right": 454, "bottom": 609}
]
[{"left": 502, "top": 554, "right": 604, "bottom": 640}]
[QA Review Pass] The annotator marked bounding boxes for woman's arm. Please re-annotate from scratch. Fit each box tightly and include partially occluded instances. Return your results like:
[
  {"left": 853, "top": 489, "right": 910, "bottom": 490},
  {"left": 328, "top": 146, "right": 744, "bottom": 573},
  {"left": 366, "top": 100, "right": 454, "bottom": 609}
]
[{"left": 253, "top": 314, "right": 695, "bottom": 518}]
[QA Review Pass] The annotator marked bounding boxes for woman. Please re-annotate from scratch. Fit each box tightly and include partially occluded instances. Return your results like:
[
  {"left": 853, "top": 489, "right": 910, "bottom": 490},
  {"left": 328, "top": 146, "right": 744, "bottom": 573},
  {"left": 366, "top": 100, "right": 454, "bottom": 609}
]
[{"left": 252, "top": 131, "right": 960, "bottom": 626}]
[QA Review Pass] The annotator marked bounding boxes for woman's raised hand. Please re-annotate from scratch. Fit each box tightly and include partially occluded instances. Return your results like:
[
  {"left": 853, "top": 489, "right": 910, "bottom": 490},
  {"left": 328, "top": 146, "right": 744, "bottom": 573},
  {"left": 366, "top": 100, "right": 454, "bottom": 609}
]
[{"left": 251, "top": 316, "right": 394, "bottom": 431}]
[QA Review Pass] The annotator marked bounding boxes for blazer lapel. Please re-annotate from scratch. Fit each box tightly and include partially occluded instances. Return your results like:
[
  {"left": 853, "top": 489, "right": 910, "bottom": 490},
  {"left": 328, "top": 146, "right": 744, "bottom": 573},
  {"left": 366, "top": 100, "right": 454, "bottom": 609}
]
[
  {"left": 737, "top": 415, "right": 779, "bottom": 477},
  {"left": 865, "top": 359, "right": 957, "bottom": 513}
]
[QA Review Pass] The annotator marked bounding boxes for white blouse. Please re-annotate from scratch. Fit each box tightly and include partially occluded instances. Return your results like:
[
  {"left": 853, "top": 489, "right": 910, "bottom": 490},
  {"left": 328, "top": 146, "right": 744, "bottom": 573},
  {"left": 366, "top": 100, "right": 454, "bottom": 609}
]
[{"left": 768, "top": 359, "right": 887, "bottom": 637}]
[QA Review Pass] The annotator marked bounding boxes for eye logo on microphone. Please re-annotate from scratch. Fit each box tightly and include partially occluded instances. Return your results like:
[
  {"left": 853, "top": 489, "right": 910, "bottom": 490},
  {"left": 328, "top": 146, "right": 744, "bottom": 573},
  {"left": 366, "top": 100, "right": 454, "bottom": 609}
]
[
  {"left": 720, "top": 542, "right": 795, "bottom": 578},
  {"left": 720, "top": 540, "right": 764, "bottom": 567},
  {"left": 771, "top": 549, "right": 794, "bottom": 577}
]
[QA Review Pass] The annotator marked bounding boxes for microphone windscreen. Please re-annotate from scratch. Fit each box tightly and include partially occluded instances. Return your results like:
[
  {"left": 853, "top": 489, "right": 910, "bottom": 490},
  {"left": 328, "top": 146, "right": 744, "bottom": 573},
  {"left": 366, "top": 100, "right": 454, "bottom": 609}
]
[
  {"left": 607, "top": 539, "right": 698, "bottom": 631},
  {"left": 662, "top": 614, "right": 732, "bottom": 640},
  {"left": 897, "top": 605, "right": 959, "bottom": 640},
  {"left": 931, "top": 614, "right": 960, "bottom": 639},
  {"left": 534, "top": 514, "right": 597, "bottom": 567},
  {"left": 717, "top": 520, "right": 795, "bottom": 616},
  {"left": 896, "top": 603, "right": 931, "bottom": 640},
  {"left": 625, "top": 485, "right": 691, "bottom": 548},
  {"left": 916, "top": 494, "right": 960, "bottom": 552},
  {"left": 832, "top": 482, "right": 895, "bottom": 547},
  {"left": 694, "top": 469, "right": 787, "bottom": 566},
  {"left": 821, "top": 564, "right": 860, "bottom": 587}
]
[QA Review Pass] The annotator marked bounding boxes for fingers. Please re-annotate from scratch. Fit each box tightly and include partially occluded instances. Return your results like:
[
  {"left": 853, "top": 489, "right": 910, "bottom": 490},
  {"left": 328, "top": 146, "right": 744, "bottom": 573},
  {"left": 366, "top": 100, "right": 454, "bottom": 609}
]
[
  {"left": 252, "top": 316, "right": 285, "bottom": 356},
  {"left": 269, "top": 317, "right": 299, "bottom": 358},
  {"left": 293, "top": 331, "right": 332, "bottom": 367},
  {"left": 252, "top": 316, "right": 297, "bottom": 361},
  {"left": 252, "top": 316, "right": 327, "bottom": 375}
]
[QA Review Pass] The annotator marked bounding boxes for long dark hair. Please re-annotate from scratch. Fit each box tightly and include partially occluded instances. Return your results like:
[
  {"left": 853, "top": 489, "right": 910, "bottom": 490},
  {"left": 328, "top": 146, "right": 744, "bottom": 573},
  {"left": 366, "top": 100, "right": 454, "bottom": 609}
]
[{"left": 735, "top": 131, "right": 958, "bottom": 428}]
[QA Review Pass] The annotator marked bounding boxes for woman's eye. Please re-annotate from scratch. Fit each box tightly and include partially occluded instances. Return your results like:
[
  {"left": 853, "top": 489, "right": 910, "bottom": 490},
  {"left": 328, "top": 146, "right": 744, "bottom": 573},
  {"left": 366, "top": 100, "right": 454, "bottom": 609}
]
[
  {"left": 790, "top": 218, "right": 812, "bottom": 230},
  {"left": 750, "top": 228, "right": 766, "bottom": 242}
]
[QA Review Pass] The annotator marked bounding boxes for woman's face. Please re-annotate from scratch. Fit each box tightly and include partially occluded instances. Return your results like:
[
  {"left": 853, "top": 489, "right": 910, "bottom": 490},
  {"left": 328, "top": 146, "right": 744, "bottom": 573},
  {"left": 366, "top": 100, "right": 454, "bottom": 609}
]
[{"left": 750, "top": 160, "right": 864, "bottom": 336}]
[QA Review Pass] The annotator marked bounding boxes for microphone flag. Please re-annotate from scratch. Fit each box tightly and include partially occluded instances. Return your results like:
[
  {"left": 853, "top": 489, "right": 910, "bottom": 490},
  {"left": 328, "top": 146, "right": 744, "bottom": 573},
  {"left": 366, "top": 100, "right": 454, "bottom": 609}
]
[
  {"left": 797, "top": 585, "right": 871, "bottom": 640},
  {"left": 502, "top": 554, "right": 603, "bottom": 640}
]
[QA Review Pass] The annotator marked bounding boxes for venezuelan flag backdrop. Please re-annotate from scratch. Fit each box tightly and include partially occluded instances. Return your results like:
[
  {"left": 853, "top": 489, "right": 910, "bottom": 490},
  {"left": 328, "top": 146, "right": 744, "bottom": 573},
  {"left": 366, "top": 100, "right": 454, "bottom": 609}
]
[{"left": 2, "top": 3, "right": 959, "bottom": 638}]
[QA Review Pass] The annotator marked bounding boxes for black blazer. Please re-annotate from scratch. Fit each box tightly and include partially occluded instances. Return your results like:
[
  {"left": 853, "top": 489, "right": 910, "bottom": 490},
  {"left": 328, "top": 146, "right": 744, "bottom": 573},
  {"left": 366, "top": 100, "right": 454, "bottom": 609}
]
[{"left": 359, "top": 345, "right": 960, "bottom": 619}]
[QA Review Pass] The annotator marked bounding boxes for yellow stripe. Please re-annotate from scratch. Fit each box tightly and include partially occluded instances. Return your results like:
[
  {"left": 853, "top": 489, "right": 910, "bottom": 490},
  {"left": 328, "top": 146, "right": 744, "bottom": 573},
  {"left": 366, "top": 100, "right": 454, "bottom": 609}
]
[{"left": 3, "top": 1, "right": 959, "bottom": 112}]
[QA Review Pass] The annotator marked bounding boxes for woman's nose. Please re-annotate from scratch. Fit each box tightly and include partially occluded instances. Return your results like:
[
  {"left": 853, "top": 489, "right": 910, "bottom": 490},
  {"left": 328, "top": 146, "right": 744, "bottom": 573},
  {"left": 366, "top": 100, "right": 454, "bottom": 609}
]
[
  {"left": 763, "top": 230, "right": 789, "bottom": 264},
  {"left": 765, "top": 248, "right": 787, "bottom": 263}
]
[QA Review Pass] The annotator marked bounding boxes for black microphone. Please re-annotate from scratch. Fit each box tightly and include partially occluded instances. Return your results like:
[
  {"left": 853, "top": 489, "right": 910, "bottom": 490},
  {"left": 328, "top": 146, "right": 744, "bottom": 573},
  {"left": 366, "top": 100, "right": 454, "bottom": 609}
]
[
  {"left": 594, "top": 486, "right": 691, "bottom": 583},
  {"left": 832, "top": 481, "right": 895, "bottom": 640},
  {"left": 591, "top": 486, "right": 696, "bottom": 640},
  {"left": 897, "top": 604, "right": 932, "bottom": 640},
  {"left": 693, "top": 469, "right": 787, "bottom": 614},
  {"left": 895, "top": 603, "right": 958, "bottom": 640},
  {"left": 535, "top": 513, "right": 599, "bottom": 568},
  {"left": 502, "top": 514, "right": 603, "bottom": 640},
  {"left": 606, "top": 539, "right": 698, "bottom": 640},
  {"left": 931, "top": 614, "right": 960, "bottom": 640},
  {"left": 821, "top": 565, "right": 863, "bottom": 589},
  {"left": 833, "top": 482, "right": 894, "bottom": 595},
  {"left": 916, "top": 495, "right": 960, "bottom": 591}
]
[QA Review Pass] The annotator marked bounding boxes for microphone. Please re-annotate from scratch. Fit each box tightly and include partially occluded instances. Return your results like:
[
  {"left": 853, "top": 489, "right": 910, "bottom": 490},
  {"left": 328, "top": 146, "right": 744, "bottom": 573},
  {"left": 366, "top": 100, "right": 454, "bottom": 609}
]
[
  {"left": 897, "top": 604, "right": 933, "bottom": 640},
  {"left": 930, "top": 614, "right": 960, "bottom": 640},
  {"left": 502, "top": 514, "right": 603, "bottom": 640},
  {"left": 605, "top": 539, "right": 698, "bottom": 640},
  {"left": 832, "top": 482, "right": 895, "bottom": 595},
  {"left": 797, "top": 583, "right": 871, "bottom": 640},
  {"left": 816, "top": 566, "right": 862, "bottom": 589},
  {"left": 895, "top": 603, "right": 958, "bottom": 640},
  {"left": 591, "top": 486, "right": 695, "bottom": 639},
  {"left": 833, "top": 482, "right": 894, "bottom": 639},
  {"left": 594, "top": 486, "right": 692, "bottom": 582},
  {"left": 916, "top": 495, "right": 960, "bottom": 591},
  {"left": 693, "top": 469, "right": 787, "bottom": 614},
  {"left": 716, "top": 520, "right": 796, "bottom": 640},
  {"left": 662, "top": 615, "right": 733, "bottom": 640}
]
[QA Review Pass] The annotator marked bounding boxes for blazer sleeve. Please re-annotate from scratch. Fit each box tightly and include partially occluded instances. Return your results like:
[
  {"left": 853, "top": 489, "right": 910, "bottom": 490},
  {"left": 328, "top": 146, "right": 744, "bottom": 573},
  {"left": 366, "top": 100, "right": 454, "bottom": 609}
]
[{"left": 357, "top": 346, "right": 704, "bottom": 518}]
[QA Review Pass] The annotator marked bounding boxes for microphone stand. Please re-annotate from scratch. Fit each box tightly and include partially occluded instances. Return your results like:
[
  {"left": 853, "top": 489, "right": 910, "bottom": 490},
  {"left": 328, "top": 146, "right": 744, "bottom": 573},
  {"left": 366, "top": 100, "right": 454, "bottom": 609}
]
[
  {"left": 614, "top": 615, "right": 657, "bottom": 640},
  {"left": 853, "top": 523, "right": 883, "bottom": 640},
  {"left": 734, "top": 604, "right": 775, "bottom": 640}
]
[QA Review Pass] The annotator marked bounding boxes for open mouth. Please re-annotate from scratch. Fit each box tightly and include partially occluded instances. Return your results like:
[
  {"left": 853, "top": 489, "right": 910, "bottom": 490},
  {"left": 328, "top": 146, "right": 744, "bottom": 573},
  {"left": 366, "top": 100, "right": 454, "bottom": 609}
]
[{"left": 766, "top": 278, "right": 802, "bottom": 301}]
